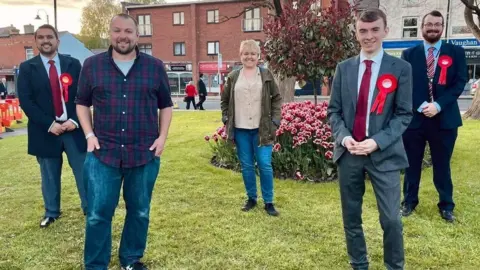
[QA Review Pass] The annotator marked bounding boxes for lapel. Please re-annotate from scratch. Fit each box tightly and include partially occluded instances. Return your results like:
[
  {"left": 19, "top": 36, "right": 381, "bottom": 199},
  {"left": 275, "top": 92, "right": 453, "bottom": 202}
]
[
  {"left": 370, "top": 52, "right": 395, "bottom": 107},
  {"left": 417, "top": 44, "right": 429, "bottom": 81},
  {"left": 347, "top": 56, "right": 360, "bottom": 110},
  {"left": 59, "top": 54, "right": 72, "bottom": 76},
  {"left": 433, "top": 41, "right": 448, "bottom": 84},
  {"left": 29, "top": 55, "right": 52, "bottom": 96}
]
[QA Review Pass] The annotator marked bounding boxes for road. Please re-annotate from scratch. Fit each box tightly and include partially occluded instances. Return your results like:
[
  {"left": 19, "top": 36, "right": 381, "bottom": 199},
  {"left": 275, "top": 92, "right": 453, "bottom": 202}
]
[
  {"left": 0, "top": 97, "right": 474, "bottom": 139},
  {"left": 172, "top": 96, "right": 474, "bottom": 112}
]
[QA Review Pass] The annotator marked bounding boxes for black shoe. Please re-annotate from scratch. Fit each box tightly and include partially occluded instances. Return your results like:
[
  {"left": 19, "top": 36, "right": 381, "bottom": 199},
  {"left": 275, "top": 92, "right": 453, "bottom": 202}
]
[
  {"left": 122, "top": 262, "right": 148, "bottom": 270},
  {"left": 401, "top": 204, "right": 415, "bottom": 217},
  {"left": 440, "top": 210, "right": 455, "bottom": 223},
  {"left": 39, "top": 216, "right": 58, "bottom": 228},
  {"left": 264, "top": 203, "right": 279, "bottom": 216},
  {"left": 241, "top": 198, "right": 257, "bottom": 212}
]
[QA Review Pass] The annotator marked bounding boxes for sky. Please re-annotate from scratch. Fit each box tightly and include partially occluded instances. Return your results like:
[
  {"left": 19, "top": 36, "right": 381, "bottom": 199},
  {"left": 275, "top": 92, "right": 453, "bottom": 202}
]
[{"left": 0, "top": 0, "right": 192, "bottom": 34}]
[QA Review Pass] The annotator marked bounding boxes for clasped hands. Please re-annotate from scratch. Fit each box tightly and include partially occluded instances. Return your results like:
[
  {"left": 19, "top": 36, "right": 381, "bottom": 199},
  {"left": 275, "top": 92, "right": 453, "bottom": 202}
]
[
  {"left": 345, "top": 137, "right": 378, "bottom": 156},
  {"left": 421, "top": 102, "right": 439, "bottom": 118},
  {"left": 50, "top": 120, "right": 76, "bottom": 136}
]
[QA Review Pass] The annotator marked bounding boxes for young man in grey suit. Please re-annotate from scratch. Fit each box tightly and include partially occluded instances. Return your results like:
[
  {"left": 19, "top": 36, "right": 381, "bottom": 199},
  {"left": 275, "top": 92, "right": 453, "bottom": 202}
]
[{"left": 328, "top": 9, "right": 413, "bottom": 270}]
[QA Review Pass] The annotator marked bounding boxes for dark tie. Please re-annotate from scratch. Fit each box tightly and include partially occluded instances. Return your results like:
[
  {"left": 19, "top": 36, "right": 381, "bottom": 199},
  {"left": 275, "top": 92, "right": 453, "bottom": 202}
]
[
  {"left": 426, "top": 47, "right": 435, "bottom": 101},
  {"left": 48, "top": 60, "right": 63, "bottom": 117},
  {"left": 353, "top": 60, "right": 373, "bottom": 142}
]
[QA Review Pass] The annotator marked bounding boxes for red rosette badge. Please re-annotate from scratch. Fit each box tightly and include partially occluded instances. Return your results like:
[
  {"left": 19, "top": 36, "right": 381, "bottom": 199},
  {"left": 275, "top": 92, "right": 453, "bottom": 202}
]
[
  {"left": 438, "top": 55, "right": 452, "bottom": 85},
  {"left": 371, "top": 74, "right": 397, "bottom": 115},
  {"left": 60, "top": 73, "right": 73, "bottom": 102}
]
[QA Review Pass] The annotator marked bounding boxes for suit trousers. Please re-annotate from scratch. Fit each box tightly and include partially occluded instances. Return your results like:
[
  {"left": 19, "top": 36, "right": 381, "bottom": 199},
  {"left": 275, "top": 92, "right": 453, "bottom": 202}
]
[
  {"left": 36, "top": 131, "right": 87, "bottom": 218},
  {"left": 338, "top": 152, "right": 404, "bottom": 270},
  {"left": 402, "top": 117, "right": 458, "bottom": 211}
]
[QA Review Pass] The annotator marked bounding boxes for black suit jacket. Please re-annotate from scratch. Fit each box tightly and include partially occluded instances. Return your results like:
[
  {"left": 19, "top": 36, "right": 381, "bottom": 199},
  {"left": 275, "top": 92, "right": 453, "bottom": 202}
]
[
  {"left": 401, "top": 42, "right": 467, "bottom": 130},
  {"left": 17, "top": 54, "right": 87, "bottom": 158},
  {"left": 198, "top": 79, "right": 207, "bottom": 95},
  {"left": 0, "top": 83, "right": 6, "bottom": 99}
]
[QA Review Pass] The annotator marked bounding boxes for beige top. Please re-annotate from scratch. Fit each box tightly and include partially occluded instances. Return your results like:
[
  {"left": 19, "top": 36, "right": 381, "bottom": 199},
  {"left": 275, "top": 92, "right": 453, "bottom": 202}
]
[{"left": 234, "top": 68, "right": 263, "bottom": 129}]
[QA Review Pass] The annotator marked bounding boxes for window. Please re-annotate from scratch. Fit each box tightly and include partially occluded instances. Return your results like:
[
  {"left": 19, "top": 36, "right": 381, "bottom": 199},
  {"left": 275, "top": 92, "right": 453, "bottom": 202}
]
[
  {"left": 207, "top": 41, "right": 220, "bottom": 55},
  {"left": 402, "top": 17, "right": 418, "bottom": 38},
  {"left": 173, "top": 12, "right": 184, "bottom": 25},
  {"left": 243, "top": 7, "right": 262, "bottom": 32},
  {"left": 139, "top": 44, "right": 152, "bottom": 55},
  {"left": 174, "top": 42, "right": 186, "bottom": 56},
  {"left": 138, "top": 15, "right": 152, "bottom": 36},
  {"left": 25, "top": 47, "right": 34, "bottom": 60},
  {"left": 207, "top": 10, "right": 219, "bottom": 23}
]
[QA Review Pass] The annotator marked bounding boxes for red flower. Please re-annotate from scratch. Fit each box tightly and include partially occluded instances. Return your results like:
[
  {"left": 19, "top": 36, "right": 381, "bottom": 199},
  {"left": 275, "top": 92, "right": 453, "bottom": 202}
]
[
  {"left": 213, "top": 134, "right": 219, "bottom": 142},
  {"left": 325, "top": 151, "right": 333, "bottom": 160},
  {"left": 325, "top": 131, "right": 332, "bottom": 137},
  {"left": 313, "top": 138, "right": 322, "bottom": 145},
  {"left": 273, "top": 143, "right": 281, "bottom": 152},
  {"left": 221, "top": 133, "right": 227, "bottom": 140},
  {"left": 295, "top": 171, "right": 304, "bottom": 180},
  {"left": 321, "top": 135, "right": 328, "bottom": 141},
  {"left": 204, "top": 135, "right": 210, "bottom": 141},
  {"left": 291, "top": 128, "right": 298, "bottom": 135}
]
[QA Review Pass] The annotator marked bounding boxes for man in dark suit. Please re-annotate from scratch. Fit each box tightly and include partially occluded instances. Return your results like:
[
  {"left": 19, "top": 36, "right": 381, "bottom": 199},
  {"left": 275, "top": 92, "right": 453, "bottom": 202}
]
[
  {"left": 196, "top": 73, "right": 207, "bottom": 110},
  {"left": 0, "top": 78, "right": 6, "bottom": 99},
  {"left": 328, "top": 9, "right": 412, "bottom": 269},
  {"left": 17, "top": 24, "right": 87, "bottom": 228},
  {"left": 401, "top": 11, "right": 467, "bottom": 222}
]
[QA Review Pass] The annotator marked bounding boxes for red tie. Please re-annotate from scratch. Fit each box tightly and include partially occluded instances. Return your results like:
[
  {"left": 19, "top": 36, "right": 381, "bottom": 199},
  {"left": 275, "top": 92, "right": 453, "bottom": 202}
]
[
  {"left": 353, "top": 60, "right": 373, "bottom": 142},
  {"left": 48, "top": 60, "right": 63, "bottom": 117},
  {"left": 426, "top": 47, "right": 435, "bottom": 101}
]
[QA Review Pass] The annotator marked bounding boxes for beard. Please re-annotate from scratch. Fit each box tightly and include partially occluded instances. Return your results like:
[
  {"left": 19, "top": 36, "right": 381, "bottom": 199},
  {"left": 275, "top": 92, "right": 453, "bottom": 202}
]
[
  {"left": 38, "top": 42, "right": 57, "bottom": 57},
  {"left": 112, "top": 39, "right": 136, "bottom": 55},
  {"left": 422, "top": 29, "right": 442, "bottom": 43}
]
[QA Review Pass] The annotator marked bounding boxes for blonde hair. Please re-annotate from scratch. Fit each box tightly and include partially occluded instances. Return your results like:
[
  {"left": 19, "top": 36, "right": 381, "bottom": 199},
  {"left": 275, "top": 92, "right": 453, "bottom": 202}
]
[{"left": 239, "top": 39, "right": 261, "bottom": 55}]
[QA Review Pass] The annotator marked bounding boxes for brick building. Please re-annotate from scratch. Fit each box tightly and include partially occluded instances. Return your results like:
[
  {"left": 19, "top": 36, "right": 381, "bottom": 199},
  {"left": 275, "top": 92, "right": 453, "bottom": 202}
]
[{"left": 124, "top": 0, "right": 343, "bottom": 95}]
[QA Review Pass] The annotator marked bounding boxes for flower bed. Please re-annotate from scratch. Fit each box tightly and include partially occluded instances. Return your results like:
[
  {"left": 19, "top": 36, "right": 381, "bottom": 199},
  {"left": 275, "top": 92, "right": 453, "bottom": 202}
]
[{"left": 206, "top": 101, "right": 432, "bottom": 182}]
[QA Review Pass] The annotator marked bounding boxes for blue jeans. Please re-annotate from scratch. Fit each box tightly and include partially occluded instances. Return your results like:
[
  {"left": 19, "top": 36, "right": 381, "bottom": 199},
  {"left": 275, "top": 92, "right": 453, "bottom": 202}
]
[
  {"left": 36, "top": 132, "right": 87, "bottom": 217},
  {"left": 83, "top": 153, "right": 160, "bottom": 270},
  {"left": 234, "top": 128, "right": 274, "bottom": 203}
]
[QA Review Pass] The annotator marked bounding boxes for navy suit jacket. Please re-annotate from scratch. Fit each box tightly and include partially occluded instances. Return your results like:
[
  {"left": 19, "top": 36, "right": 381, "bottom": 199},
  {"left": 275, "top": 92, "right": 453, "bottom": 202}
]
[
  {"left": 17, "top": 54, "right": 87, "bottom": 158},
  {"left": 401, "top": 42, "right": 467, "bottom": 130},
  {"left": 0, "top": 83, "right": 6, "bottom": 99}
]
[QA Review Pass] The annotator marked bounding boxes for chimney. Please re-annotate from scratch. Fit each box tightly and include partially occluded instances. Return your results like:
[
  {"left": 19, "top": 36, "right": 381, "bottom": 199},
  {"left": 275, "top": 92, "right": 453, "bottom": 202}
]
[{"left": 24, "top": 24, "right": 34, "bottom": 34}]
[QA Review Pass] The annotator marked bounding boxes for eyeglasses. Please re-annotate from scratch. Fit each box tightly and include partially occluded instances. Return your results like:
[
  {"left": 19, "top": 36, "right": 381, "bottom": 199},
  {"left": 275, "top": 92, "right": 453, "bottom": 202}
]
[{"left": 423, "top": 23, "right": 443, "bottom": 28}]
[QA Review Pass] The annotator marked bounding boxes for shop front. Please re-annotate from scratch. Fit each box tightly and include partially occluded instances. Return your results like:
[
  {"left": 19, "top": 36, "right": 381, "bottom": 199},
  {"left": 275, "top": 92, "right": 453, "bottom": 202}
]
[{"left": 165, "top": 62, "right": 193, "bottom": 96}]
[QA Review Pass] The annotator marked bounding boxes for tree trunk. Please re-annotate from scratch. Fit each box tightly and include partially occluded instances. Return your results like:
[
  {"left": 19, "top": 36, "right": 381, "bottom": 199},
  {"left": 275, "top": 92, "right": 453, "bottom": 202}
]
[
  {"left": 464, "top": 92, "right": 480, "bottom": 119},
  {"left": 274, "top": 75, "right": 296, "bottom": 103},
  {"left": 463, "top": 0, "right": 480, "bottom": 119},
  {"left": 312, "top": 80, "right": 318, "bottom": 105}
]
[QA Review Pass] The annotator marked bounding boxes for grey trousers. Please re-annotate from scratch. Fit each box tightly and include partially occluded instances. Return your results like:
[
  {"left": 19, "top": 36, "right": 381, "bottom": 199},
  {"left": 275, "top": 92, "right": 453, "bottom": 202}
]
[{"left": 338, "top": 152, "right": 404, "bottom": 270}]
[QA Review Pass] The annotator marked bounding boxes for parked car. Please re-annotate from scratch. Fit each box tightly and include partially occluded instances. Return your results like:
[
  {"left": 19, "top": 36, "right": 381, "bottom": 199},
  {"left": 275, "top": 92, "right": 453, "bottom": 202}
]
[{"left": 469, "top": 78, "right": 480, "bottom": 96}]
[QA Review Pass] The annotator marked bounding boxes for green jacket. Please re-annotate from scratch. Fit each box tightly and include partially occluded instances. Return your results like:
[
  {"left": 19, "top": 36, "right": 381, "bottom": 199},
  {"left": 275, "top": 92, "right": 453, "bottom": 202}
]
[{"left": 220, "top": 67, "right": 283, "bottom": 146}]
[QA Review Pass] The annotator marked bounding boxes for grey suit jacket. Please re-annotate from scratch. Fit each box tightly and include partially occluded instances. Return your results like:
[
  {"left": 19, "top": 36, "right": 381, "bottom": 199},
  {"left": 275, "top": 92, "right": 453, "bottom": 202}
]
[{"left": 327, "top": 52, "right": 413, "bottom": 172}]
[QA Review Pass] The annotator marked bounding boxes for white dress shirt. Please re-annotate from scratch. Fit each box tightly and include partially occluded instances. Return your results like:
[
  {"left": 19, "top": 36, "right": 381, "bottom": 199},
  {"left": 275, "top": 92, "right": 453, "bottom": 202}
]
[
  {"left": 40, "top": 53, "right": 78, "bottom": 131},
  {"left": 342, "top": 49, "right": 384, "bottom": 146},
  {"left": 358, "top": 49, "right": 384, "bottom": 137}
]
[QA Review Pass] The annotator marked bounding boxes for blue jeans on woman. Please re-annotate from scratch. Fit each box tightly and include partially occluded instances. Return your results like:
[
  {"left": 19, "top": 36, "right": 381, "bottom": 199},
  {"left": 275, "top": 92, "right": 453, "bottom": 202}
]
[
  {"left": 234, "top": 128, "right": 274, "bottom": 203},
  {"left": 83, "top": 152, "right": 160, "bottom": 270}
]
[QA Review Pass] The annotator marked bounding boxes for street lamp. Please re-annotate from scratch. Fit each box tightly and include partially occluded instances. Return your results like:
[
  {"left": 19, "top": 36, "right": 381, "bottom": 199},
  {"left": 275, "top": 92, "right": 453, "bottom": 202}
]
[{"left": 35, "top": 9, "right": 50, "bottom": 25}]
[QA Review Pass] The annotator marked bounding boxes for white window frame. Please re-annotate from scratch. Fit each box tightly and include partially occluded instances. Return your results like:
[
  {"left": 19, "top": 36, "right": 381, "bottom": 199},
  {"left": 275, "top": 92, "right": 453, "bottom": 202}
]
[
  {"left": 402, "top": 16, "right": 419, "bottom": 38},
  {"left": 139, "top": 44, "right": 152, "bottom": 55},
  {"left": 207, "top": 41, "right": 220, "bottom": 55},
  {"left": 244, "top": 8, "right": 262, "bottom": 32},
  {"left": 174, "top": 42, "right": 186, "bottom": 56},
  {"left": 138, "top": 15, "right": 152, "bottom": 36},
  {"left": 173, "top": 12, "right": 185, "bottom": 25},
  {"left": 25, "top": 48, "right": 34, "bottom": 60},
  {"left": 207, "top": 10, "right": 219, "bottom": 24}
]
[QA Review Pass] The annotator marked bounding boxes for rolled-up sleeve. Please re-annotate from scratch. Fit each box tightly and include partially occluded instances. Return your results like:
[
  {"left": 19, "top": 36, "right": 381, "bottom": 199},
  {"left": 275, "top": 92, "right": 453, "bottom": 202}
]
[
  {"left": 75, "top": 58, "right": 93, "bottom": 107},
  {"left": 157, "top": 63, "right": 173, "bottom": 109}
]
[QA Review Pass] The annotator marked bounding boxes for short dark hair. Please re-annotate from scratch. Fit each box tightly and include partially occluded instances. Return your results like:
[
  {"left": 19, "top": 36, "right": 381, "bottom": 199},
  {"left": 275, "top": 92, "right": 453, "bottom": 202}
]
[
  {"left": 358, "top": 8, "right": 387, "bottom": 28},
  {"left": 422, "top": 10, "right": 444, "bottom": 26},
  {"left": 199, "top": 73, "right": 203, "bottom": 77},
  {"left": 34, "top": 24, "right": 58, "bottom": 40},
  {"left": 111, "top": 13, "right": 139, "bottom": 27}
]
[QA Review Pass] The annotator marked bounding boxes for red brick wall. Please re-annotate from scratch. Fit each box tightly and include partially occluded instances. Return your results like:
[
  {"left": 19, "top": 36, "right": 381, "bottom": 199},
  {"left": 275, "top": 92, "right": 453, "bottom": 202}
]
[{"left": 0, "top": 34, "right": 38, "bottom": 69}]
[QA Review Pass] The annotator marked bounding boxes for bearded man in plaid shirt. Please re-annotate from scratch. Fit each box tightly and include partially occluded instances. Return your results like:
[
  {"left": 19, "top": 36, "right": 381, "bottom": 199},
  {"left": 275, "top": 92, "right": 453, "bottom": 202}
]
[{"left": 76, "top": 14, "right": 173, "bottom": 270}]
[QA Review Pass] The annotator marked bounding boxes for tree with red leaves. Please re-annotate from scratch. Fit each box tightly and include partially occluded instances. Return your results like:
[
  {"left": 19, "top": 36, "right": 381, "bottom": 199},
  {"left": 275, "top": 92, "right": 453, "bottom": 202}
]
[{"left": 262, "top": 0, "right": 360, "bottom": 104}]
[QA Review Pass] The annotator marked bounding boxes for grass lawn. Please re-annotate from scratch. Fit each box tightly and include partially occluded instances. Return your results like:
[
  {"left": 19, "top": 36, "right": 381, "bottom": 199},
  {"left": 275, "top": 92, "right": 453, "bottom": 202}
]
[{"left": 0, "top": 111, "right": 479, "bottom": 270}]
